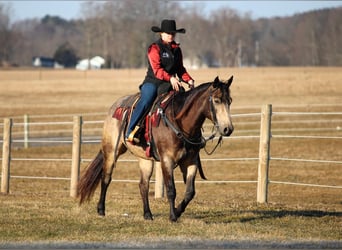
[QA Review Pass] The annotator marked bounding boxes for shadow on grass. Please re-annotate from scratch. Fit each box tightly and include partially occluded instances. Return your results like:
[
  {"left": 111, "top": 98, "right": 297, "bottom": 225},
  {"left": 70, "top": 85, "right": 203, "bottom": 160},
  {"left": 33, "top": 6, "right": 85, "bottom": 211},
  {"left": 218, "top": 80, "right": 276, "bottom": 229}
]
[{"left": 190, "top": 208, "right": 342, "bottom": 224}]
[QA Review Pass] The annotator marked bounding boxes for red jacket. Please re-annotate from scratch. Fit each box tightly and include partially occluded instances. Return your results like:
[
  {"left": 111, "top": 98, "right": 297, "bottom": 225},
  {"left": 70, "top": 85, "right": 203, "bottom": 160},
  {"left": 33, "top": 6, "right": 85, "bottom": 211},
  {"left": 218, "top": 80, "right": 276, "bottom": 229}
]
[{"left": 143, "top": 39, "right": 193, "bottom": 87}]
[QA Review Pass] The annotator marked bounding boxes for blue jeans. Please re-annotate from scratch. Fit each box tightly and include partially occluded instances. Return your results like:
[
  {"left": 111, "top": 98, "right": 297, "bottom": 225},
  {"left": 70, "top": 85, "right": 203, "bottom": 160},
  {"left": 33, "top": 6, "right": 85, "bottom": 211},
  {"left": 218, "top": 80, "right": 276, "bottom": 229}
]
[{"left": 126, "top": 82, "right": 158, "bottom": 138}]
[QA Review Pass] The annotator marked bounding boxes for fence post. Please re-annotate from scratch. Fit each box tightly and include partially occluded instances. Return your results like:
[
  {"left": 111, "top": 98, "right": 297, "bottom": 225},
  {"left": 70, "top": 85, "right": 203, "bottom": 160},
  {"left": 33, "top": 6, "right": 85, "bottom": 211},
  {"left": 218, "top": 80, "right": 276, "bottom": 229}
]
[
  {"left": 70, "top": 116, "right": 82, "bottom": 198},
  {"left": 257, "top": 104, "right": 272, "bottom": 203},
  {"left": 154, "top": 161, "right": 164, "bottom": 198},
  {"left": 24, "top": 114, "right": 29, "bottom": 148},
  {"left": 1, "top": 118, "right": 12, "bottom": 194}
]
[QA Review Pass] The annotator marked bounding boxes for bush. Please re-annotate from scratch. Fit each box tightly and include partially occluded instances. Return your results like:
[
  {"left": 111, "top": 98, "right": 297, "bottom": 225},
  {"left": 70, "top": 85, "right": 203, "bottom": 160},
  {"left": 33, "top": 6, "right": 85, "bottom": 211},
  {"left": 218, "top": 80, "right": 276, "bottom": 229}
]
[{"left": 53, "top": 42, "right": 78, "bottom": 68}]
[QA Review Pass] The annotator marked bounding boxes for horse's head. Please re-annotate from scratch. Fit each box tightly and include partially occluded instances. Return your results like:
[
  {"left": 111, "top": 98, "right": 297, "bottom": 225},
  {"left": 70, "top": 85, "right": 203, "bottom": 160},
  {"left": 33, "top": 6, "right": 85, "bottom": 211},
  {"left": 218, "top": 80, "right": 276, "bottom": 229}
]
[{"left": 209, "top": 76, "right": 234, "bottom": 136}]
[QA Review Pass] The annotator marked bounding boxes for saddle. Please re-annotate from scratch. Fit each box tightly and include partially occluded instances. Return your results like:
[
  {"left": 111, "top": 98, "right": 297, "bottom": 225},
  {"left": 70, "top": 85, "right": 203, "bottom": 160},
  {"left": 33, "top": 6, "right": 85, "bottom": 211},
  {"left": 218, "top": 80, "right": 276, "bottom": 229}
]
[{"left": 113, "top": 91, "right": 176, "bottom": 160}]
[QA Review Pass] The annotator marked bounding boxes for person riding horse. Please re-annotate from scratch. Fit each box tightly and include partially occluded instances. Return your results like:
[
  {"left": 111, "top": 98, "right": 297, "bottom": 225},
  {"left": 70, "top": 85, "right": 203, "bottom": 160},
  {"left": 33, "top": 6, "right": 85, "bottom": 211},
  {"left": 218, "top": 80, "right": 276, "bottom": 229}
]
[
  {"left": 77, "top": 75, "right": 234, "bottom": 222},
  {"left": 77, "top": 20, "right": 235, "bottom": 222},
  {"left": 126, "top": 19, "right": 195, "bottom": 143}
]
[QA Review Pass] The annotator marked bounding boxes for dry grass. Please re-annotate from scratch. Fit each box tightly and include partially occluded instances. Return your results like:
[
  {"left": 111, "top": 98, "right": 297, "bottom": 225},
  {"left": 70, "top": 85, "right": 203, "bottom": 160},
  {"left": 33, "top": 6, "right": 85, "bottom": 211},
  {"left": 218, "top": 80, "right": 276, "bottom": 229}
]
[
  {"left": 0, "top": 67, "right": 341, "bottom": 245},
  {"left": 1, "top": 67, "right": 341, "bottom": 116}
]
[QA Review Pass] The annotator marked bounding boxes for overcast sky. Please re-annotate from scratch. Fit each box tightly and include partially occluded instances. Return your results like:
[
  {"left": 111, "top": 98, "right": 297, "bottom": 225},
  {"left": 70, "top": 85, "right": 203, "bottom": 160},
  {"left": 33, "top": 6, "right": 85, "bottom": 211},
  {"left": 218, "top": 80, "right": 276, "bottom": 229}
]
[{"left": 3, "top": 1, "right": 342, "bottom": 21}]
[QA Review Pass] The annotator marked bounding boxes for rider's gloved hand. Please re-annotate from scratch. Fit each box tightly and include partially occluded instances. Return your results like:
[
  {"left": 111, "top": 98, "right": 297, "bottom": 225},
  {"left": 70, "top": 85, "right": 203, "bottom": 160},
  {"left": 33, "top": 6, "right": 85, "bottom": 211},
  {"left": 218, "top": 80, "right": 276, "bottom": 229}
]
[
  {"left": 170, "top": 76, "right": 181, "bottom": 92},
  {"left": 188, "top": 79, "right": 195, "bottom": 89}
]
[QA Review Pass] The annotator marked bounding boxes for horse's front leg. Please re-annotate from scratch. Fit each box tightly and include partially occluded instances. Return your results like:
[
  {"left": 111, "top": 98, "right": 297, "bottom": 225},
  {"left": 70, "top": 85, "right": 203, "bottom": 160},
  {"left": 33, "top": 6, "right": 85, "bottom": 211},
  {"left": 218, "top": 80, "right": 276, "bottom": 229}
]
[
  {"left": 161, "top": 158, "right": 177, "bottom": 222},
  {"left": 176, "top": 164, "right": 197, "bottom": 218},
  {"left": 138, "top": 158, "right": 154, "bottom": 220}
]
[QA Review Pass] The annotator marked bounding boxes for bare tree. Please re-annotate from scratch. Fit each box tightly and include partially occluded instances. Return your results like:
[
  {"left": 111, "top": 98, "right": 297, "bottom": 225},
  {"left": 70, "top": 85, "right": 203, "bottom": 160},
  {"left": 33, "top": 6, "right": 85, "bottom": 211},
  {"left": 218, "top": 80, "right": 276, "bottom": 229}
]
[
  {"left": 0, "top": 2, "right": 13, "bottom": 65},
  {"left": 208, "top": 8, "right": 254, "bottom": 67},
  {"left": 180, "top": 4, "right": 212, "bottom": 67},
  {"left": 4, "top": 1, "right": 342, "bottom": 67}
]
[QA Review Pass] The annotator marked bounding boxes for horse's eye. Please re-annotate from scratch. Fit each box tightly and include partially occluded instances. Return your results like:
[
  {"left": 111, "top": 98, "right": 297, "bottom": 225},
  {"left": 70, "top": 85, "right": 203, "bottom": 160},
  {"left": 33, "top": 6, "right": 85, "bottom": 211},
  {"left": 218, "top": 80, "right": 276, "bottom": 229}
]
[{"left": 214, "top": 98, "right": 221, "bottom": 104}]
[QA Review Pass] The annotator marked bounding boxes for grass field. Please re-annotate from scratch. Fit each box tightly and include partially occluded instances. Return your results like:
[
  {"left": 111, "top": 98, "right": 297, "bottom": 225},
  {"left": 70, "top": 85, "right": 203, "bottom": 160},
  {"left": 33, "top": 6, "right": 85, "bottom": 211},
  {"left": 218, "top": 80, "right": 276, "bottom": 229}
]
[{"left": 0, "top": 67, "right": 341, "bottom": 247}]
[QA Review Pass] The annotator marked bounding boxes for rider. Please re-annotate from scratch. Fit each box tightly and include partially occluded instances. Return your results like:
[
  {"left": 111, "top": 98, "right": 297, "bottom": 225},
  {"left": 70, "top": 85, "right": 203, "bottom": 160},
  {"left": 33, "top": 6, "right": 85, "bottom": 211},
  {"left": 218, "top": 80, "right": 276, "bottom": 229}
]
[{"left": 126, "top": 19, "right": 195, "bottom": 143}]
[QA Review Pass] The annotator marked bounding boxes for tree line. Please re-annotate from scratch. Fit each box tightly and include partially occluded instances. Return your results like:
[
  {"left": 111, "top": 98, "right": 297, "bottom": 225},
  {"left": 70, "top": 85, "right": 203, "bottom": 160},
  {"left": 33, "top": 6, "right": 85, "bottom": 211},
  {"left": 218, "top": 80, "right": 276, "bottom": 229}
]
[{"left": 1, "top": 1, "right": 341, "bottom": 68}]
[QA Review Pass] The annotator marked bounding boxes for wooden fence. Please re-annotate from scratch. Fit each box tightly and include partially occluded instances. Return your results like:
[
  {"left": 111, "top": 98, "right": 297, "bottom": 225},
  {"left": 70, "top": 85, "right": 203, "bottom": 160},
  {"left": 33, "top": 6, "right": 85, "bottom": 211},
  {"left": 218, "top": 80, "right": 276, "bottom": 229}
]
[{"left": 1, "top": 104, "right": 342, "bottom": 201}]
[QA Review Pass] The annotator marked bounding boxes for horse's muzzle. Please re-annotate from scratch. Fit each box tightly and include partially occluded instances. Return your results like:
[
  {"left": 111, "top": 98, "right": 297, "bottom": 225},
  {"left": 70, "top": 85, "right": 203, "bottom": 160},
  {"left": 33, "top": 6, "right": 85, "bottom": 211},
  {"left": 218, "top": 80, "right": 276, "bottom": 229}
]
[{"left": 222, "top": 125, "right": 234, "bottom": 136}]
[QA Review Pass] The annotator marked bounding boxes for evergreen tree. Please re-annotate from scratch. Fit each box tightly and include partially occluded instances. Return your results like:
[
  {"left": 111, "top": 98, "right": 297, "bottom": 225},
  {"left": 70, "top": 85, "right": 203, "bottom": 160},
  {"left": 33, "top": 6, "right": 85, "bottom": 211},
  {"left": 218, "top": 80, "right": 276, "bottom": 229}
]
[{"left": 53, "top": 42, "right": 78, "bottom": 68}]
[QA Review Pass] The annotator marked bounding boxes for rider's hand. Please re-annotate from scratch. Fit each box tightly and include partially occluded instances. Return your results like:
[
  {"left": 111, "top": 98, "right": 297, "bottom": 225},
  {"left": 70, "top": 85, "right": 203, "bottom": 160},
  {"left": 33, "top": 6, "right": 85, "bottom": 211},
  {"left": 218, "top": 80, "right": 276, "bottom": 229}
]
[
  {"left": 170, "top": 76, "right": 181, "bottom": 92},
  {"left": 188, "top": 79, "right": 195, "bottom": 89}
]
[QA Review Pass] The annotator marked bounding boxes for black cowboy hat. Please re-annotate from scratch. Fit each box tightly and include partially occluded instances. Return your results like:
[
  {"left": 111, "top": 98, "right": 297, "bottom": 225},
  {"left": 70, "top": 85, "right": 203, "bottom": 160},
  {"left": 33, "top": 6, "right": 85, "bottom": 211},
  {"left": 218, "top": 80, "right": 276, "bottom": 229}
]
[{"left": 151, "top": 19, "right": 186, "bottom": 34}]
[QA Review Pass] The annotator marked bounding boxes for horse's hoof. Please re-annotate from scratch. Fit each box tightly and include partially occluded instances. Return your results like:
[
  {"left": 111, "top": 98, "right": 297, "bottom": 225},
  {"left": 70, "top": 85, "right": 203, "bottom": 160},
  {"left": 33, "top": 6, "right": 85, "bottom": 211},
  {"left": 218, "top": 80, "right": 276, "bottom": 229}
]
[
  {"left": 175, "top": 209, "right": 183, "bottom": 218},
  {"left": 144, "top": 212, "right": 153, "bottom": 220},
  {"left": 169, "top": 216, "right": 178, "bottom": 222},
  {"left": 97, "top": 209, "right": 105, "bottom": 216}
]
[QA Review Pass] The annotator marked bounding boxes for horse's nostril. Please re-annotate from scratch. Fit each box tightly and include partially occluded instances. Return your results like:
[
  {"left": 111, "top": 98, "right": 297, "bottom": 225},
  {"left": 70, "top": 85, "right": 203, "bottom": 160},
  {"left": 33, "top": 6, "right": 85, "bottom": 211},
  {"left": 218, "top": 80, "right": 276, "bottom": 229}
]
[{"left": 223, "top": 126, "right": 234, "bottom": 136}]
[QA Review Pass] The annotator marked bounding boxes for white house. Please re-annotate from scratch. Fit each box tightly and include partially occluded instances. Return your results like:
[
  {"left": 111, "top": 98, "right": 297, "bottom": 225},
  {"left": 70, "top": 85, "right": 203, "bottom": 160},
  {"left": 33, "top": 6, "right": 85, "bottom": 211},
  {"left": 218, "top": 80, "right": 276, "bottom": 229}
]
[{"left": 76, "top": 56, "right": 105, "bottom": 70}]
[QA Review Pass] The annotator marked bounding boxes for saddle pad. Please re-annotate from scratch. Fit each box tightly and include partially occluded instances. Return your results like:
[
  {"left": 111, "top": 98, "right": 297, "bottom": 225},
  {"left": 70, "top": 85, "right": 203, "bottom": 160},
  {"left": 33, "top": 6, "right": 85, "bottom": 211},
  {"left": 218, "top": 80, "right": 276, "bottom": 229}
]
[
  {"left": 113, "top": 107, "right": 128, "bottom": 120},
  {"left": 112, "top": 94, "right": 140, "bottom": 121}
]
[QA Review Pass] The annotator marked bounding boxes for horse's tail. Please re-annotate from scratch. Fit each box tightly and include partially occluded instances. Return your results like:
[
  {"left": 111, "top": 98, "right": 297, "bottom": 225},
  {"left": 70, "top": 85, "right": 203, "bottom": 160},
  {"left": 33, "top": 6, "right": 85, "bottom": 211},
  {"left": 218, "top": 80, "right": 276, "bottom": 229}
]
[{"left": 77, "top": 150, "right": 104, "bottom": 204}]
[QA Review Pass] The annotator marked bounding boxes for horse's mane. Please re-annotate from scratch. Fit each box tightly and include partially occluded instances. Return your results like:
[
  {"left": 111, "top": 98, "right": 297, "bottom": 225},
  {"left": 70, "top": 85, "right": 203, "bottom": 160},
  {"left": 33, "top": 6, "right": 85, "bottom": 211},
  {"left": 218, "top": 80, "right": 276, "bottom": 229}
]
[{"left": 174, "top": 82, "right": 212, "bottom": 120}]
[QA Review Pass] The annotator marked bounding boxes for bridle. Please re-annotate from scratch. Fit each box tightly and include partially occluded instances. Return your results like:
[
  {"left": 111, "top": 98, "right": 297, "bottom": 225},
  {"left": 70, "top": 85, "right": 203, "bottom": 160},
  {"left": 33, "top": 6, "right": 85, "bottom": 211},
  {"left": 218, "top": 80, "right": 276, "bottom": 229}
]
[
  {"left": 205, "top": 94, "right": 224, "bottom": 154},
  {"left": 161, "top": 86, "right": 225, "bottom": 155}
]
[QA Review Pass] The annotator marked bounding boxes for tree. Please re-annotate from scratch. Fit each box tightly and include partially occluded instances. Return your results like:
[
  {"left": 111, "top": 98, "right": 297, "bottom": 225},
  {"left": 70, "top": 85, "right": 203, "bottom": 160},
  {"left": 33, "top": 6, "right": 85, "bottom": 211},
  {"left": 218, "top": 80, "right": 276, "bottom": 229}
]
[
  {"left": 209, "top": 8, "right": 252, "bottom": 67},
  {"left": 5, "top": 2, "right": 342, "bottom": 67},
  {"left": 0, "top": 2, "right": 13, "bottom": 65},
  {"left": 53, "top": 42, "right": 78, "bottom": 68}
]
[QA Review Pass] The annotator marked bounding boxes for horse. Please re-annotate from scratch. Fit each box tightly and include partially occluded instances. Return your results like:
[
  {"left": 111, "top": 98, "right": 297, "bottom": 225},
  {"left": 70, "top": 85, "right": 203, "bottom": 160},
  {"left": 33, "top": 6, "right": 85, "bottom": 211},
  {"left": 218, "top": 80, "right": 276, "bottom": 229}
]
[{"left": 77, "top": 75, "right": 234, "bottom": 222}]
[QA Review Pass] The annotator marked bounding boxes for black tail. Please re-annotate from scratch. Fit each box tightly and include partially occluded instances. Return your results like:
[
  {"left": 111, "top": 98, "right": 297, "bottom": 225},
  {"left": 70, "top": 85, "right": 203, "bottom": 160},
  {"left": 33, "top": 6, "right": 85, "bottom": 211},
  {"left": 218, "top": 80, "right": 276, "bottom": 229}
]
[{"left": 77, "top": 150, "right": 104, "bottom": 204}]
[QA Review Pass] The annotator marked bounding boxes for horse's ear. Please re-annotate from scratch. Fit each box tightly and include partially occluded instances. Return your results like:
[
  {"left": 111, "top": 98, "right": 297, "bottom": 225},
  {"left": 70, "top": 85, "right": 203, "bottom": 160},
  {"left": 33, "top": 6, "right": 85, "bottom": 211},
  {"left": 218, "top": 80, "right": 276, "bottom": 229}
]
[
  {"left": 226, "top": 75, "right": 233, "bottom": 87},
  {"left": 213, "top": 76, "right": 220, "bottom": 88}
]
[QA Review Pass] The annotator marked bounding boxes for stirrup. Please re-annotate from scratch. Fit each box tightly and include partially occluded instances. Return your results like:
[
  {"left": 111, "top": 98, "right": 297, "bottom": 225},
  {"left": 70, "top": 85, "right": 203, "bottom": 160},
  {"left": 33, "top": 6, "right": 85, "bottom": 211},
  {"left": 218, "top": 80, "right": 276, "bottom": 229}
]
[{"left": 127, "top": 126, "right": 140, "bottom": 143}]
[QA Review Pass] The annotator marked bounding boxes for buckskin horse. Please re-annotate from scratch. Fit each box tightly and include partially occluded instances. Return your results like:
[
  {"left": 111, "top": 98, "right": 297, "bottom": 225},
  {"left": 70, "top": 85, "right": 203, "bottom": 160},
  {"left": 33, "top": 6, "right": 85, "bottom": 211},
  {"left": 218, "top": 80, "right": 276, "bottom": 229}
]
[{"left": 77, "top": 76, "right": 234, "bottom": 222}]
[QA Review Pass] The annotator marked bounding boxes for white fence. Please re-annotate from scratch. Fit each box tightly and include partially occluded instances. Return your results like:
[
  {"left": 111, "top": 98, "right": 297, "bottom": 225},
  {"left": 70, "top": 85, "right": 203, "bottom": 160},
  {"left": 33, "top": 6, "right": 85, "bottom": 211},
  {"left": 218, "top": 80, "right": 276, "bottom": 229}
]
[{"left": 1, "top": 104, "right": 342, "bottom": 202}]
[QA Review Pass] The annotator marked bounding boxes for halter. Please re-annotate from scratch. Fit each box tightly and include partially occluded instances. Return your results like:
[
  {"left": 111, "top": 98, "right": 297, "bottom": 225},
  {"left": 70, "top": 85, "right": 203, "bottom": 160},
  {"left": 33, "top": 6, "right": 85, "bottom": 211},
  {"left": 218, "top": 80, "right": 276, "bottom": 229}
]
[
  {"left": 161, "top": 88, "right": 223, "bottom": 155},
  {"left": 206, "top": 92, "right": 223, "bottom": 154}
]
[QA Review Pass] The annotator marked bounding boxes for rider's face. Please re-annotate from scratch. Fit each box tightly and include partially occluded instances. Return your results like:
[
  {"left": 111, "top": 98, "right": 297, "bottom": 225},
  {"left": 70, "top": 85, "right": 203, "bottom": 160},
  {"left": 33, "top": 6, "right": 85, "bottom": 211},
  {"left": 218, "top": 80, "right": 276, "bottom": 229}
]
[{"left": 160, "top": 32, "right": 176, "bottom": 43}]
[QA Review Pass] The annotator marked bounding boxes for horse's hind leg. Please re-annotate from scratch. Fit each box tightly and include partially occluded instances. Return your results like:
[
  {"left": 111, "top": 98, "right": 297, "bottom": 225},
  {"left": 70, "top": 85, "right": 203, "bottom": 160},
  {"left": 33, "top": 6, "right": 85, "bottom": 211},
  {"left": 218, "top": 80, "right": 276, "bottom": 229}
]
[
  {"left": 97, "top": 115, "right": 127, "bottom": 216},
  {"left": 138, "top": 158, "right": 154, "bottom": 220},
  {"left": 97, "top": 144, "right": 115, "bottom": 216},
  {"left": 97, "top": 98, "right": 130, "bottom": 216}
]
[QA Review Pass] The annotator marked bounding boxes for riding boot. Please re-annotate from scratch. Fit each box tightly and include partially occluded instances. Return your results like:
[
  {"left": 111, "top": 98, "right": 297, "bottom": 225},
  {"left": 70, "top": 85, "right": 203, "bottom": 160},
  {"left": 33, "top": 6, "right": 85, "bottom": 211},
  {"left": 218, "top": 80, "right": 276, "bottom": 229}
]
[{"left": 127, "top": 125, "right": 140, "bottom": 143}]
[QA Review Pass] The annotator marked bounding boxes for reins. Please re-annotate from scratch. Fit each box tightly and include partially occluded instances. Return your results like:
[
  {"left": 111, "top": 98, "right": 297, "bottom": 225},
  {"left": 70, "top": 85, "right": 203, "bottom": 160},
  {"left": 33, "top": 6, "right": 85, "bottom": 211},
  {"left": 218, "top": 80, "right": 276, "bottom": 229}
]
[
  {"left": 161, "top": 86, "right": 223, "bottom": 155},
  {"left": 161, "top": 111, "right": 206, "bottom": 147}
]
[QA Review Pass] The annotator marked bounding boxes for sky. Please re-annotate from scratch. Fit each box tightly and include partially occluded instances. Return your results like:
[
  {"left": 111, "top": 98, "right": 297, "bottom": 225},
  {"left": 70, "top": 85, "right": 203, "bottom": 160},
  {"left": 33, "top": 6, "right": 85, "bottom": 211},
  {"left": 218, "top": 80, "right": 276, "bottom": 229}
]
[{"left": 2, "top": 1, "right": 342, "bottom": 22}]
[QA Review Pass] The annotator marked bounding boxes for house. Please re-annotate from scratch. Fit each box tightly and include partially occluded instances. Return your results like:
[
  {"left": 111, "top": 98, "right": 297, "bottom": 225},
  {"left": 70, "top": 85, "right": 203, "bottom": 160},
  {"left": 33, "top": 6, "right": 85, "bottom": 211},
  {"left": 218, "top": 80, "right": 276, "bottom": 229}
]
[
  {"left": 32, "top": 57, "right": 63, "bottom": 68},
  {"left": 76, "top": 56, "right": 105, "bottom": 70}
]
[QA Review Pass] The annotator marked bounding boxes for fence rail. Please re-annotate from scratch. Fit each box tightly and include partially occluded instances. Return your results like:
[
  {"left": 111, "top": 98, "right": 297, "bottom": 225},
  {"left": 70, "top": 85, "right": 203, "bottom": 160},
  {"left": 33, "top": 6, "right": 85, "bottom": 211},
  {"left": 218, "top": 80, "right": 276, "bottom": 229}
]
[{"left": 1, "top": 104, "right": 342, "bottom": 202}]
